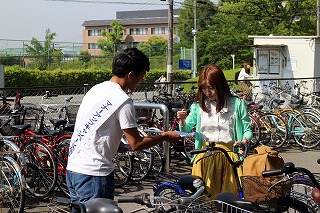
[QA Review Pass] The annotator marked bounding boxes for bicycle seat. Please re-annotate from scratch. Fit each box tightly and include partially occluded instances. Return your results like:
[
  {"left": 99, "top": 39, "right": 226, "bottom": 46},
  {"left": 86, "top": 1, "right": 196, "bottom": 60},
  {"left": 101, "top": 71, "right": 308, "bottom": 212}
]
[
  {"left": 273, "top": 99, "right": 285, "bottom": 105},
  {"left": 10, "top": 124, "right": 31, "bottom": 135},
  {"left": 136, "top": 116, "right": 149, "bottom": 124},
  {"left": 215, "top": 192, "right": 254, "bottom": 211},
  {"left": 177, "top": 175, "right": 202, "bottom": 193},
  {"left": 50, "top": 119, "right": 68, "bottom": 127},
  {"left": 85, "top": 198, "right": 123, "bottom": 213}
]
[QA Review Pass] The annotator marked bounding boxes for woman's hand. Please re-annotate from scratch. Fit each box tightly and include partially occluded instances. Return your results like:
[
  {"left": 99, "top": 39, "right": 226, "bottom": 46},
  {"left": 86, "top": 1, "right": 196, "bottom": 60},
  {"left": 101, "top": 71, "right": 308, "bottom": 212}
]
[
  {"left": 177, "top": 109, "right": 187, "bottom": 126},
  {"left": 234, "top": 138, "right": 249, "bottom": 155}
]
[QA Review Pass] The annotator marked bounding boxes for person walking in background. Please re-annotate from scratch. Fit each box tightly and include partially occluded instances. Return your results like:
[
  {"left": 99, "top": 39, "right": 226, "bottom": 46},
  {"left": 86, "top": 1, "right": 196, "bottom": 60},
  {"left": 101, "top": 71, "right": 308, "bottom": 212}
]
[
  {"left": 177, "top": 64, "right": 252, "bottom": 199},
  {"left": 155, "top": 74, "right": 167, "bottom": 93},
  {"left": 238, "top": 61, "right": 253, "bottom": 100},
  {"left": 66, "top": 48, "right": 181, "bottom": 204}
]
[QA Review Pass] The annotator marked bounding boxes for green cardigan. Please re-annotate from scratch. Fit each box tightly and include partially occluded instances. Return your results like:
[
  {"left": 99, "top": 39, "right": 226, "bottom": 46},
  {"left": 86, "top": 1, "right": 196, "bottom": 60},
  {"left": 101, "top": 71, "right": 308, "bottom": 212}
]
[{"left": 180, "top": 96, "right": 253, "bottom": 158}]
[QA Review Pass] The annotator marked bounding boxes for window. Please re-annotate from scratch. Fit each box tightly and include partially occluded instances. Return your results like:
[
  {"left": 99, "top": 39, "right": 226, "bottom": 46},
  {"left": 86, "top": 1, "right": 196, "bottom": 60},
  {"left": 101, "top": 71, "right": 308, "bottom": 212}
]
[
  {"left": 88, "top": 43, "right": 99, "bottom": 50},
  {"left": 257, "top": 49, "right": 281, "bottom": 74},
  {"left": 151, "top": 27, "right": 168, "bottom": 35},
  {"left": 88, "top": 29, "right": 102, "bottom": 36},
  {"left": 130, "top": 28, "right": 148, "bottom": 35}
]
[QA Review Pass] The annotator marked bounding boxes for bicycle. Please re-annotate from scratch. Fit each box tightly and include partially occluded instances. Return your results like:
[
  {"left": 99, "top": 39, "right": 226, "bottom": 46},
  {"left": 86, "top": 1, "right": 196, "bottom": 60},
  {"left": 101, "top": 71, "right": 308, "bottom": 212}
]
[
  {"left": 0, "top": 141, "right": 26, "bottom": 213},
  {"left": 113, "top": 128, "right": 162, "bottom": 187},
  {"left": 138, "top": 107, "right": 195, "bottom": 164},
  {"left": 21, "top": 106, "right": 72, "bottom": 197},
  {"left": 0, "top": 106, "right": 72, "bottom": 197},
  {"left": 152, "top": 142, "right": 312, "bottom": 212}
]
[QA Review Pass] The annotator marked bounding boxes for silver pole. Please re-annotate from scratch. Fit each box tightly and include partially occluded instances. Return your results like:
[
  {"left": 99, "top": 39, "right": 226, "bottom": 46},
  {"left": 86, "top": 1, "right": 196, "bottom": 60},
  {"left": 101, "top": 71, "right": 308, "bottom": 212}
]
[
  {"left": 167, "top": 0, "right": 173, "bottom": 94},
  {"left": 192, "top": 0, "right": 197, "bottom": 78}
]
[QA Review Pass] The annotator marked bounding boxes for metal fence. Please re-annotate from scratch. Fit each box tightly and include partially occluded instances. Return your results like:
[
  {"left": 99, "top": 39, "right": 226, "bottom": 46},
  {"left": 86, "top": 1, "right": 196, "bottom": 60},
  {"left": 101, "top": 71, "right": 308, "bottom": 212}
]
[{"left": 0, "top": 77, "right": 319, "bottom": 117}]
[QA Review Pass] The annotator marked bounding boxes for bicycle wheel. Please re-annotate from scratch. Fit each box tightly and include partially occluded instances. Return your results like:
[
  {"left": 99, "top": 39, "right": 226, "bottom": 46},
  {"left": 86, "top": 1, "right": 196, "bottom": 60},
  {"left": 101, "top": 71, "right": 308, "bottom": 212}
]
[
  {"left": 154, "top": 185, "right": 184, "bottom": 212},
  {"left": 55, "top": 138, "right": 70, "bottom": 197},
  {"left": 148, "top": 145, "right": 164, "bottom": 178},
  {"left": 0, "top": 139, "right": 26, "bottom": 172},
  {"left": 291, "top": 173, "right": 319, "bottom": 212},
  {"left": 183, "top": 132, "right": 195, "bottom": 164},
  {"left": 131, "top": 149, "right": 154, "bottom": 181},
  {"left": 0, "top": 156, "right": 25, "bottom": 213},
  {"left": 23, "top": 140, "right": 58, "bottom": 198},
  {"left": 291, "top": 112, "right": 320, "bottom": 149},
  {"left": 258, "top": 113, "right": 288, "bottom": 149},
  {"left": 113, "top": 152, "right": 133, "bottom": 188},
  {"left": 285, "top": 198, "right": 316, "bottom": 213},
  {"left": 248, "top": 114, "right": 261, "bottom": 150}
]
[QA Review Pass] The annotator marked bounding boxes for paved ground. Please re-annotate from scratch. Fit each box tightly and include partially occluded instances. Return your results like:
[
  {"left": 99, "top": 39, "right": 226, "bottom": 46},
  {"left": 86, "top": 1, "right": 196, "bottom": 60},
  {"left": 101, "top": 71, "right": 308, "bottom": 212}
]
[{"left": 23, "top": 143, "right": 319, "bottom": 213}]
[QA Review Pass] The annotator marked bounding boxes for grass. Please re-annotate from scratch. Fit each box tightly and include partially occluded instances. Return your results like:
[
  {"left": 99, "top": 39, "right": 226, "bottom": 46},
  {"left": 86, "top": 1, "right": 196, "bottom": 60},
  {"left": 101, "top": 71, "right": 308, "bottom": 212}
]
[{"left": 181, "top": 67, "right": 241, "bottom": 93}]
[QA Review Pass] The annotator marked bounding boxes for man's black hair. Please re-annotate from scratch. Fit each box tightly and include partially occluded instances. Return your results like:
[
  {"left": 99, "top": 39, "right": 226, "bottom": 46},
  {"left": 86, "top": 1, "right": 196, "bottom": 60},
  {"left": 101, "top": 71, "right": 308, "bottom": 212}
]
[{"left": 112, "top": 48, "right": 150, "bottom": 78}]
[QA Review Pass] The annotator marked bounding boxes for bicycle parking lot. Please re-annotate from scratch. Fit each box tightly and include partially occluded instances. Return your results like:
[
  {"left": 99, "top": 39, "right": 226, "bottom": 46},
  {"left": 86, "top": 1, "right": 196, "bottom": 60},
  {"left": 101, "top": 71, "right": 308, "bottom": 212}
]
[
  {"left": 1, "top": 80, "right": 320, "bottom": 212},
  {"left": 22, "top": 143, "right": 319, "bottom": 213}
]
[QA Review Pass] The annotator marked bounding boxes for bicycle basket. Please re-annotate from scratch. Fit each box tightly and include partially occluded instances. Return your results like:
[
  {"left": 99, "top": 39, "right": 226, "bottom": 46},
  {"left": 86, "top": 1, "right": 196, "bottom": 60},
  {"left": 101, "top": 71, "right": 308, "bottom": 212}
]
[
  {"left": 66, "top": 105, "right": 80, "bottom": 124},
  {"left": 241, "top": 175, "right": 292, "bottom": 212}
]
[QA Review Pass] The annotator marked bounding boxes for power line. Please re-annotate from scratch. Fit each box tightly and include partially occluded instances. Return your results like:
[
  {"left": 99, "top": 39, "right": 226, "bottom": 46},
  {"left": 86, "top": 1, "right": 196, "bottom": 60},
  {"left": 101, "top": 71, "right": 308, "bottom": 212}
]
[{"left": 45, "top": 0, "right": 166, "bottom": 5}]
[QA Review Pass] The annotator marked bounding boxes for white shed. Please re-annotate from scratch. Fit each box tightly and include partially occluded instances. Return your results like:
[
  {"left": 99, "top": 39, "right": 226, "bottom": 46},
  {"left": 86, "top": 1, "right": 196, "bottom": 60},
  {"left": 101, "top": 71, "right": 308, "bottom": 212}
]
[{"left": 249, "top": 35, "right": 320, "bottom": 92}]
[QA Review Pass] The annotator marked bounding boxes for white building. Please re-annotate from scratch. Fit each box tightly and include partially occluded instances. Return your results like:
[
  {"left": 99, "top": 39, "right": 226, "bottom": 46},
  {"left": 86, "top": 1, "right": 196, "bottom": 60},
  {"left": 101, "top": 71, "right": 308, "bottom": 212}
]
[{"left": 249, "top": 35, "right": 320, "bottom": 93}]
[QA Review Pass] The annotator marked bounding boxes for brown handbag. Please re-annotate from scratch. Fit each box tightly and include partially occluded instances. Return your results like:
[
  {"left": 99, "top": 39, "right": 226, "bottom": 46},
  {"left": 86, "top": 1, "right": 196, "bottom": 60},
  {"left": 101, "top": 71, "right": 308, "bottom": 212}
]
[
  {"left": 241, "top": 145, "right": 290, "bottom": 212},
  {"left": 243, "top": 145, "right": 284, "bottom": 176}
]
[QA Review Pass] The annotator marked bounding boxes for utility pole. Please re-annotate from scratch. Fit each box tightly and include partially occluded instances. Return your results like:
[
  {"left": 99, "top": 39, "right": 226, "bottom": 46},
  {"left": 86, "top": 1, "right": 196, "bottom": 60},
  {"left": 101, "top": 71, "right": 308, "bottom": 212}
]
[
  {"left": 316, "top": 0, "right": 320, "bottom": 93},
  {"left": 167, "top": 0, "right": 173, "bottom": 94},
  {"left": 192, "top": 0, "right": 197, "bottom": 78}
]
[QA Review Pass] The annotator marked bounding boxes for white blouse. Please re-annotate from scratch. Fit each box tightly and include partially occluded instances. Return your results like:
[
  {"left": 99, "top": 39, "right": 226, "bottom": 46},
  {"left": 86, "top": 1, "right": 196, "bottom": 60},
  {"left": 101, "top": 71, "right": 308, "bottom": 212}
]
[{"left": 200, "top": 98, "right": 235, "bottom": 143}]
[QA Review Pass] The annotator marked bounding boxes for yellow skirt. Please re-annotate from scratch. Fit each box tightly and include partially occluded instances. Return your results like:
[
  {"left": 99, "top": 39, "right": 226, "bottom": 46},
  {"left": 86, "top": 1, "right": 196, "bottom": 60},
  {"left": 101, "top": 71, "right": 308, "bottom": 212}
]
[{"left": 191, "top": 142, "right": 243, "bottom": 199}]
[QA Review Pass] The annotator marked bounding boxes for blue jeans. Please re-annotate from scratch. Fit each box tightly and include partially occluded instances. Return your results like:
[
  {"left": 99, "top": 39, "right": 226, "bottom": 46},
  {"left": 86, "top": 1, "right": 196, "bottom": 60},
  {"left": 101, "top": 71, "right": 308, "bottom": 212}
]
[{"left": 66, "top": 170, "right": 115, "bottom": 203}]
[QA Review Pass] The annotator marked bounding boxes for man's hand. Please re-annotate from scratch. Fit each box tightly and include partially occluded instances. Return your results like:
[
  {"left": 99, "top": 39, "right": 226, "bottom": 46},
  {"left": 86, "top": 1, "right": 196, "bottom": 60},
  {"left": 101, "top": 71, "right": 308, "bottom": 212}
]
[{"left": 162, "top": 131, "right": 182, "bottom": 143}]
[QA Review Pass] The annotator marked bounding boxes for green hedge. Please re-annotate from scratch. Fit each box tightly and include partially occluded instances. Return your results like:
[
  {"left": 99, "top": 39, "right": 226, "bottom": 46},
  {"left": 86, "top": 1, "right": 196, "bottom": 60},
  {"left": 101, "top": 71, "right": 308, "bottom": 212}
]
[{"left": 4, "top": 65, "right": 192, "bottom": 87}]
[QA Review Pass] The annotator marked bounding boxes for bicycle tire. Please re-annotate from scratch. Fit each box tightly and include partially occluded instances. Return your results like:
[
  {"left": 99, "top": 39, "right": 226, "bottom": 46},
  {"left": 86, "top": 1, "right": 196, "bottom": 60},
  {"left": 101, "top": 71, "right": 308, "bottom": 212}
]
[
  {"left": 113, "top": 152, "right": 133, "bottom": 188},
  {"left": 130, "top": 149, "right": 154, "bottom": 181},
  {"left": 0, "top": 139, "right": 27, "bottom": 173},
  {"left": 285, "top": 198, "right": 316, "bottom": 213},
  {"left": 153, "top": 185, "right": 185, "bottom": 212},
  {"left": 291, "top": 173, "right": 320, "bottom": 212},
  {"left": 258, "top": 113, "right": 288, "bottom": 149},
  {"left": 248, "top": 114, "right": 261, "bottom": 150},
  {"left": 55, "top": 138, "right": 71, "bottom": 197},
  {"left": 182, "top": 132, "right": 195, "bottom": 164},
  {"left": 291, "top": 112, "right": 320, "bottom": 149},
  {"left": 23, "top": 140, "right": 58, "bottom": 198},
  {"left": 0, "top": 156, "right": 25, "bottom": 213},
  {"left": 148, "top": 145, "right": 164, "bottom": 178}
]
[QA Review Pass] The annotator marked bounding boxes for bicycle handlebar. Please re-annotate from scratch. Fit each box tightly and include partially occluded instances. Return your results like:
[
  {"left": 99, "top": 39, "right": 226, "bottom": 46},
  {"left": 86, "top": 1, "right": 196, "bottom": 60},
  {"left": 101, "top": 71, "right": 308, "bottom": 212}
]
[
  {"left": 65, "top": 96, "right": 73, "bottom": 102},
  {"left": 262, "top": 162, "right": 320, "bottom": 189},
  {"left": 190, "top": 143, "right": 246, "bottom": 167},
  {"left": 118, "top": 193, "right": 152, "bottom": 207}
]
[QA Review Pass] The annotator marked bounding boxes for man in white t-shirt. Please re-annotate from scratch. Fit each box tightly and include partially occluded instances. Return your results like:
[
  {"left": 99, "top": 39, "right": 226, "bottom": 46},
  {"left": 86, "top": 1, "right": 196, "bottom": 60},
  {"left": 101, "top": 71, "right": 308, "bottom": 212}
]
[{"left": 66, "top": 48, "right": 181, "bottom": 204}]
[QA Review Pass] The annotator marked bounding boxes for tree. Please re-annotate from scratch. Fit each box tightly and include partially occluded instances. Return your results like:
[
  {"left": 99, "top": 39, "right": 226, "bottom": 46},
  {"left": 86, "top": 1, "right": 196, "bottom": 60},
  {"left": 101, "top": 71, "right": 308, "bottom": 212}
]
[
  {"left": 177, "top": 0, "right": 218, "bottom": 48},
  {"left": 138, "top": 36, "right": 167, "bottom": 57},
  {"left": 24, "top": 28, "right": 56, "bottom": 70},
  {"left": 177, "top": 0, "right": 317, "bottom": 70},
  {"left": 78, "top": 50, "right": 91, "bottom": 68},
  {"left": 98, "top": 20, "right": 125, "bottom": 54}
]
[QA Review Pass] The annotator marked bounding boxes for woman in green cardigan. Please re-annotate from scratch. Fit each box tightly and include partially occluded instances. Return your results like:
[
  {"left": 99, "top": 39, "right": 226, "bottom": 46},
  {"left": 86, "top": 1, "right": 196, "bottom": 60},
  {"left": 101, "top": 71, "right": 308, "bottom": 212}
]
[{"left": 177, "top": 64, "right": 252, "bottom": 199}]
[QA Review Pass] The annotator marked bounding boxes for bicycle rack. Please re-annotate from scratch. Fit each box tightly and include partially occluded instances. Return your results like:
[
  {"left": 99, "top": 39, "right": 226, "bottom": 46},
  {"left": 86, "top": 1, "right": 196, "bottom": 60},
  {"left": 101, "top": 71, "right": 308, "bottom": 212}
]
[{"left": 133, "top": 102, "right": 170, "bottom": 173}]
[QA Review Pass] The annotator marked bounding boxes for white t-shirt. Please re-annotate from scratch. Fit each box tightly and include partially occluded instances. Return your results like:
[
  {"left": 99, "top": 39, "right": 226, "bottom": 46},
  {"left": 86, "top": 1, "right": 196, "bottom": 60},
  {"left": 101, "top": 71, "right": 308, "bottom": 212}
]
[
  {"left": 67, "top": 81, "right": 137, "bottom": 176},
  {"left": 238, "top": 68, "right": 252, "bottom": 81}
]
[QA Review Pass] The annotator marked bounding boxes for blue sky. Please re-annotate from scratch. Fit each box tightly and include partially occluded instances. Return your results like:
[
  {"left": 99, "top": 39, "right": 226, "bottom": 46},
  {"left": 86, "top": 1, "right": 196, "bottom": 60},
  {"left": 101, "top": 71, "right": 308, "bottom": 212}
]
[{"left": 1, "top": 0, "right": 185, "bottom": 43}]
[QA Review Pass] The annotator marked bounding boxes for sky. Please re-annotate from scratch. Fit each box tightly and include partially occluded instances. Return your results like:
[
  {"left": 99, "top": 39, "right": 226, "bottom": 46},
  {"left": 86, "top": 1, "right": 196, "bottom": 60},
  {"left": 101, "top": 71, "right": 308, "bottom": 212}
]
[{"left": 0, "top": 0, "right": 185, "bottom": 44}]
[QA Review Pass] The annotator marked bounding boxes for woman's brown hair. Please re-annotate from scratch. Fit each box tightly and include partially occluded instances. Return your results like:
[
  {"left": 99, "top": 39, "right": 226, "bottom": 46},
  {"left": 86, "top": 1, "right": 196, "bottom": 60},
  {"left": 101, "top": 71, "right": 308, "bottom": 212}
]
[
  {"left": 244, "top": 61, "right": 251, "bottom": 74},
  {"left": 195, "top": 64, "right": 232, "bottom": 113}
]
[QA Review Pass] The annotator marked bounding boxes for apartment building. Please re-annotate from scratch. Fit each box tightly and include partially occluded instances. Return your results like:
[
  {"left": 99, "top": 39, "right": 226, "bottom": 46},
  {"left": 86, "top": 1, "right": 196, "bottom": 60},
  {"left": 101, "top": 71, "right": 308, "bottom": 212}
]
[{"left": 82, "top": 9, "right": 180, "bottom": 55}]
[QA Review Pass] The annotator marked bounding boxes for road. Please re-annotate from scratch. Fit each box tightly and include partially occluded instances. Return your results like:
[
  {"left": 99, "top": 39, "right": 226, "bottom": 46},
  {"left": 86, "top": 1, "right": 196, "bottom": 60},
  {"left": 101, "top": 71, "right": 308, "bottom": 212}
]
[{"left": 22, "top": 143, "right": 319, "bottom": 213}]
